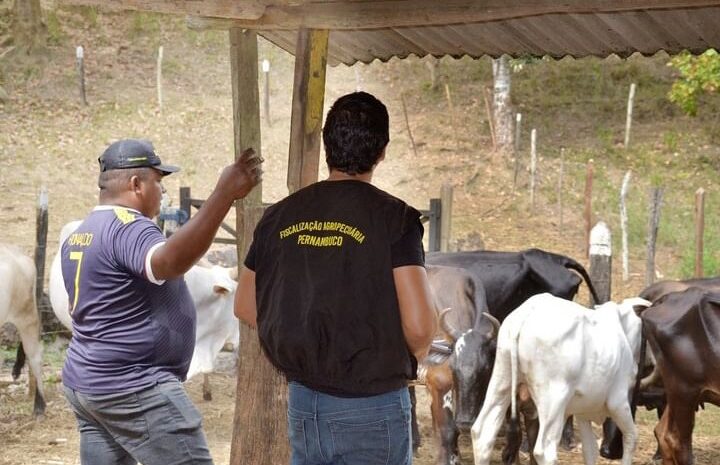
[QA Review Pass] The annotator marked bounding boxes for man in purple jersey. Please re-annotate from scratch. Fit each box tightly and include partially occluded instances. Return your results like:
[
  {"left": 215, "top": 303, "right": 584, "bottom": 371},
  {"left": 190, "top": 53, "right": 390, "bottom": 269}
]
[{"left": 61, "top": 138, "right": 261, "bottom": 465}]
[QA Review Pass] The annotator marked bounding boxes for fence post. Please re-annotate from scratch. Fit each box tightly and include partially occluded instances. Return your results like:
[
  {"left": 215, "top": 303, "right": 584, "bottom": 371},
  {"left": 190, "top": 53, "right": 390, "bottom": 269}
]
[
  {"left": 624, "top": 83, "right": 636, "bottom": 149},
  {"left": 584, "top": 161, "right": 594, "bottom": 256},
  {"left": 262, "top": 59, "right": 271, "bottom": 127},
  {"left": 646, "top": 187, "right": 664, "bottom": 287},
  {"left": 179, "top": 186, "right": 191, "bottom": 221},
  {"left": 440, "top": 184, "right": 453, "bottom": 252},
  {"left": 589, "top": 221, "right": 612, "bottom": 306},
  {"left": 76, "top": 45, "right": 87, "bottom": 105},
  {"left": 157, "top": 45, "right": 164, "bottom": 112},
  {"left": 513, "top": 112, "right": 522, "bottom": 189},
  {"left": 695, "top": 187, "right": 705, "bottom": 278},
  {"left": 557, "top": 148, "right": 564, "bottom": 231},
  {"left": 530, "top": 128, "right": 537, "bottom": 209},
  {"left": 428, "top": 198, "right": 441, "bottom": 252},
  {"left": 400, "top": 93, "right": 418, "bottom": 158},
  {"left": 620, "top": 171, "right": 632, "bottom": 281}
]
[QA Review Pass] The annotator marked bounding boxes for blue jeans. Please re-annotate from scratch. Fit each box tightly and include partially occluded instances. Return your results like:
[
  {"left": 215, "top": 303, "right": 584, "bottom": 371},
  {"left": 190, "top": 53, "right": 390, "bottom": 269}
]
[
  {"left": 63, "top": 380, "right": 213, "bottom": 465},
  {"left": 287, "top": 382, "right": 412, "bottom": 465}
]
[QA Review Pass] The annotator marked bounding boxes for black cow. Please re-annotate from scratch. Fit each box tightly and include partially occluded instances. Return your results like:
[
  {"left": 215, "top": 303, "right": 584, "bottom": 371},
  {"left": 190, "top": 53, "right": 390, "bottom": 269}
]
[{"left": 426, "top": 248, "right": 600, "bottom": 457}]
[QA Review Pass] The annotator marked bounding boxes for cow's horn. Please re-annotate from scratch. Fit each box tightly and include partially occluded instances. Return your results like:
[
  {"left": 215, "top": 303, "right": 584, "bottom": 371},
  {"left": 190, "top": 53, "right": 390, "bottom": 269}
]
[
  {"left": 439, "top": 308, "right": 462, "bottom": 343},
  {"left": 483, "top": 312, "right": 500, "bottom": 337},
  {"left": 639, "top": 365, "right": 661, "bottom": 390}
]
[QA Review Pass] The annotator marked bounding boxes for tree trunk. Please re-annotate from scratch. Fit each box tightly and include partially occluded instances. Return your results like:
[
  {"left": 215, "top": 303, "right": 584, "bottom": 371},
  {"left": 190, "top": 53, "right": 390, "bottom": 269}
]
[
  {"left": 12, "top": 0, "right": 46, "bottom": 53},
  {"left": 492, "top": 55, "right": 513, "bottom": 154}
]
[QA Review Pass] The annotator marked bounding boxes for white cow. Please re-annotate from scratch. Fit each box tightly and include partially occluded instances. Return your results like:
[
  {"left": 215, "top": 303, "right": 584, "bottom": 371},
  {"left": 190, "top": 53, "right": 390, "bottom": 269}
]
[
  {"left": 0, "top": 243, "right": 46, "bottom": 417},
  {"left": 49, "top": 221, "right": 240, "bottom": 401},
  {"left": 471, "top": 293, "right": 650, "bottom": 465}
]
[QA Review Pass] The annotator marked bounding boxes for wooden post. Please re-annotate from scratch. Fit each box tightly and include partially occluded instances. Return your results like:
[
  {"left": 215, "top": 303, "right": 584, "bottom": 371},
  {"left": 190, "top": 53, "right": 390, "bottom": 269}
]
[
  {"left": 589, "top": 221, "right": 612, "bottom": 306},
  {"left": 624, "top": 83, "right": 636, "bottom": 149},
  {"left": 445, "top": 83, "right": 456, "bottom": 130},
  {"left": 483, "top": 86, "right": 497, "bottom": 152},
  {"left": 400, "top": 92, "right": 418, "bottom": 158},
  {"left": 620, "top": 171, "right": 632, "bottom": 281},
  {"left": 440, "top": 183, "right": 453, "bottom": 252},
  {"left": 695, "top": 187, "right": 705, "bottom": 278},
  {"left": 287, "top": 28, "right": 329, "bottom": 194},
  {"left": 76, "top": 45, "right": 87, "bottom": 105},
  {"left": 34, "top": 187, "right": 48, "bottom": 322},
  {"left": 228, "top": 28, "right": 284, "bottom": 465},
  {"left": 584, "top": 161, "right": 594, "bottom": 256},
  {"left": 179, "top": 186, "right": 191, "bottom": 220},
  {"left": 530, "top": 128, "right": 537, "bottom": 210},
  {"left": 157, "top": 45, "right": 163, "bottom": 112},
  {"left": 262, "top": 59, "right": 271, "bottom": 127},
  {"left": 557, "top": 148, "right": 564, "bottom": 231},
  {"left": 513, "top": 112, "right": 522, "bottom": 188},
  {"left": 428, "top": 198, "right": 441, "bottom": 252},
  {"left": 645, "top": 187, "right": 664, "bottom": 287}
]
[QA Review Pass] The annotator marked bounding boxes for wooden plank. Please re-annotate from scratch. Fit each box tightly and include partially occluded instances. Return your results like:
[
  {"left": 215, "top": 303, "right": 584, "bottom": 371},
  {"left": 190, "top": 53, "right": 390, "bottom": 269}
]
[
  {"left": 287, "top": 28, "right": 328, "bottom": 193},
  {"left": 62, "top": 0, "right": 266, "bottom": 19},
  {"left": 181, "top": 1, "right": 720, "bottom": 30},
  {"left": 227, "top": 28, "right": 288, "bottom": 465}
]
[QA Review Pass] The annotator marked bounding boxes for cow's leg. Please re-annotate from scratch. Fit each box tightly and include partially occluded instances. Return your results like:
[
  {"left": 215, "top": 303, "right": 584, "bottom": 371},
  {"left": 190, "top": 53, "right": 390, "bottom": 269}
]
[
  {"left": 409, "top": 385, "right": 421, "bottom": 452},
  {"left": 202, "top": 373, "right": 212, "bottom": 401},
  {"left": 439, "top": 399, "right": 460, "bottom": 465},
  {"left": 577, "top": 419, "right": 599, "bottom": 465},
  {"left": 13, "top": 311, "right": 45, "bottom": 417},
  {"left": 532, "top": 388, "right": 570, "bottom": 465},
  {"left": 471, "top": 379, "right": 511, "bottom": 465},
  {"left": 655, "top": 392, "right": 695, "bottom": 465},
  {"left": 428, "top": 385, "right": 456, "bottom": 465},
  {"left": 522, "top": 403, "right": 540, "bottom": 465},
  {"left": 560, "top": 416, "right": 576, "bottom": 450},
  {"left": 607, "top": 400, "right": 637, "bottom": 465}
]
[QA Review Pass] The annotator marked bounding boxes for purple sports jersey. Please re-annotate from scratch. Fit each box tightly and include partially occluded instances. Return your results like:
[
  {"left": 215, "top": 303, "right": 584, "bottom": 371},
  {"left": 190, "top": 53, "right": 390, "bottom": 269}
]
[{"left": 61, "top": 206, "right": 196, "bottom": 394}]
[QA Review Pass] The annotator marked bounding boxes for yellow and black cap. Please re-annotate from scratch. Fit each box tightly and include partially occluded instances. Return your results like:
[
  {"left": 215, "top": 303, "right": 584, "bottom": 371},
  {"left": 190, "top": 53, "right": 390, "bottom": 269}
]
[{"left": 98, "top": 139, "right": 180, "bottom": 175}]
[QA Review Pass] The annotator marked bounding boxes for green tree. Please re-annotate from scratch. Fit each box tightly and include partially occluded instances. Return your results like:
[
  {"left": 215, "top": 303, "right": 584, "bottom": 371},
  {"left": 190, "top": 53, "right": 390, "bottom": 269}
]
[{"left": 668, "top": 49, "right": 720, "bottom": 116}]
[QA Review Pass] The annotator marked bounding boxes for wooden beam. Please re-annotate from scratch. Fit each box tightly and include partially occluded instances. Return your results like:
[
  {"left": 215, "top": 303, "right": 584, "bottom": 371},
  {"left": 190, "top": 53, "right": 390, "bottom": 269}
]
[
  {"left": 61, "top": 0, "right": 266, "bottom": 19},
  {"left": 287, "top": 28, "right": 328, "bottom": 193},
  {"left": 183, "top": 0, "right": 720, "bottom": 30},
  {"left": 228, "top": 28, "right": 289, "bottom": 465}
]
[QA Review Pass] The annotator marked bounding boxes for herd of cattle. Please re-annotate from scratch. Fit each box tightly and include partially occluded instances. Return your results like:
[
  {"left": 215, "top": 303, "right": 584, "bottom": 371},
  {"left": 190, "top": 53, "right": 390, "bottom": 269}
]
[{"left": 2, "top": 221, "right": 720, "bottom": 465}]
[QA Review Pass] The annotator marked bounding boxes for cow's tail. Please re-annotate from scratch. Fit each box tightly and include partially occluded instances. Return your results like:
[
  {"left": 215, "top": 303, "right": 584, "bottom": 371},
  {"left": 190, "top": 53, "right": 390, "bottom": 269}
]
[
  {"left": 562, "top": 257, "right": 601, "bottom": 304},
  {"left": 510, "top": 317, "right": 520, "bottom": 421},
  {"left": 12, "top": 343, "right": 26, "bottom": 380}
]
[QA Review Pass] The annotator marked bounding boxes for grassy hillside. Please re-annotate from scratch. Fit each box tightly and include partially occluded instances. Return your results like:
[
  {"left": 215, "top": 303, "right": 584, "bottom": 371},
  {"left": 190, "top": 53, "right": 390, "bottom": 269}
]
[{"left": 2, "top": 5, "right": 720, "bottom": 286}]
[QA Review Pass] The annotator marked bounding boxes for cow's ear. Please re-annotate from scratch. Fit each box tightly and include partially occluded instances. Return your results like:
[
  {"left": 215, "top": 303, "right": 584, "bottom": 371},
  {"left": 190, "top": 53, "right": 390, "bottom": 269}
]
[{"left": 213, "top": 284, "right": 231, "bottom": 295}]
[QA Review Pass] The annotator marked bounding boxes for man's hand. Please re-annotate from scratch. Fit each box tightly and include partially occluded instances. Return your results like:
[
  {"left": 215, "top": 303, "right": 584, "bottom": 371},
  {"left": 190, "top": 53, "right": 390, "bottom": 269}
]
[{"left": 216, "top": 148, "right": 263, "bottom": 201}]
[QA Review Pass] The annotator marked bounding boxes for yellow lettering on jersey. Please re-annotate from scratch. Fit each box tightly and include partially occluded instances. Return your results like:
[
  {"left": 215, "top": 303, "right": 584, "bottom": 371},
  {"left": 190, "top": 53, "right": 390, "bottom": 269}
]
[
  {"left": 297, "top": 234, "right": 344, "bottom": 247},
  {"left": 114, "top": 207, "right": 137, "bottom": 225},
  {"left": 281, "top": 220, "right": 365, "bottom": 244},
  {"left": 67, "top": 232, "right": 94, "bottom": 247}
]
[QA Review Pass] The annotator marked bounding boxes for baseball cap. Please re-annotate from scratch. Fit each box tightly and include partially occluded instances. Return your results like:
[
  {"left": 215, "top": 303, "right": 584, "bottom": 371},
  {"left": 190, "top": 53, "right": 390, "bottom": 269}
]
[{"left": 98, "top": 139, "right": 180, "bottom": 175}]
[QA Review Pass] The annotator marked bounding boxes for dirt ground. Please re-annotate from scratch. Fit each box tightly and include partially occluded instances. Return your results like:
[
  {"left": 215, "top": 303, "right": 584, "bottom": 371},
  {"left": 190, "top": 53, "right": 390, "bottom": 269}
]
[
  {"left": 2, "top": 346, "right": 720, "bottom": 465},
  {"left": 2, "top": 7, "right": 720, "bottom": 465}
]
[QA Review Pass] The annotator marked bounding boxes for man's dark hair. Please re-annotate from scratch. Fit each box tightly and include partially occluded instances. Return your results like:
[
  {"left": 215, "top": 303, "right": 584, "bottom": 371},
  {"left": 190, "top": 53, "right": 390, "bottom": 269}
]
[{"left": 323, "top": 91, "right": 389, "bottom": 175}]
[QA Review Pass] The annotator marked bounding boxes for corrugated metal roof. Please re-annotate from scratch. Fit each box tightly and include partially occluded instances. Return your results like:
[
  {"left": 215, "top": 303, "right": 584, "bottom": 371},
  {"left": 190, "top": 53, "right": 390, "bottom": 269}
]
[{"left": 259, "top": 6, "right": 720, "bottom": 66}]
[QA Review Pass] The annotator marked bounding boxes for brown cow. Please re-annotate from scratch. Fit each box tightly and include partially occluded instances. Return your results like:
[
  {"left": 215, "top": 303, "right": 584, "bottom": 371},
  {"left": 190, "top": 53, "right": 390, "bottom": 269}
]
[
  {"left": 601, "top": 277, "right": 720, "bottom": 460},
  {"left": 642, "top": 287, "right": 720, "bottom": 465}
]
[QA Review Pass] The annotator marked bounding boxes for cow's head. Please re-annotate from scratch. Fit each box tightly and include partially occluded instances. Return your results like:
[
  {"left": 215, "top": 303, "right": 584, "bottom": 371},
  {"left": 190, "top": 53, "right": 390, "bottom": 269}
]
[
  {"left": 614, "top": 297, "right": 652, "bottom": 360},
  {"left": 441, "top": 310, "right": 499, "bottom": 431}
]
